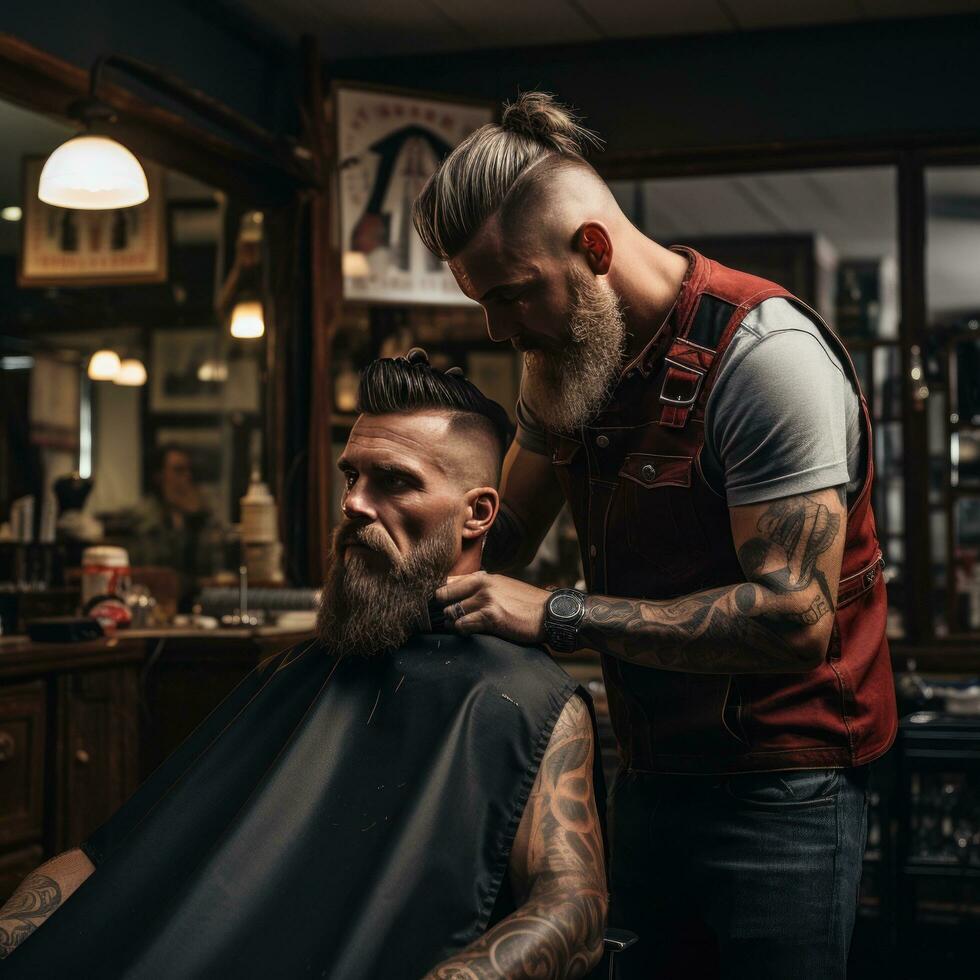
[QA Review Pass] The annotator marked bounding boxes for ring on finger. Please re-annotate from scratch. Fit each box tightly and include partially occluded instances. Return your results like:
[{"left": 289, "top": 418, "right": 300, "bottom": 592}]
[{"left": 451, "top": 601, "right": 466, "bottom": 621}]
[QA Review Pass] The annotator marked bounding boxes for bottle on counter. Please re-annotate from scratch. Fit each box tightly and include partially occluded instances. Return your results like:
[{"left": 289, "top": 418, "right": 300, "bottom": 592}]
[{"left": 240, "top": 471, "right": 283, "bottom": 584}]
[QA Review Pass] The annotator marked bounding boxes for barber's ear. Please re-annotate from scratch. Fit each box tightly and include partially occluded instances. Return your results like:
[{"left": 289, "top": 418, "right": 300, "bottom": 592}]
[
  {"left": 461, "top": 487, "right": 499, "bottom": 540},
  {"left": 573, "top": 221, "right": 613, "bottom": 276}
]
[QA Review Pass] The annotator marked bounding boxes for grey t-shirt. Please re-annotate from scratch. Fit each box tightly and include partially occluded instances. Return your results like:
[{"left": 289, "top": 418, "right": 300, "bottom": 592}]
[{"left": 516, "top": 298, "right": 865, "bottom": 506}]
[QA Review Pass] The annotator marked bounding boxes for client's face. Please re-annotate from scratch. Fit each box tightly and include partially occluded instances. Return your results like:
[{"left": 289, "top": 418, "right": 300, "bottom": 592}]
[{"left": 316, "top": 411, "right": 476, "bottom": 657}]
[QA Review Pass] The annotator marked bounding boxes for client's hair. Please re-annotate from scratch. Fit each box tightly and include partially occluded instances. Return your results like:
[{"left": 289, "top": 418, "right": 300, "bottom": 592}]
[{"left": 357, "top": 349, "right": 512, "bottom": 470}]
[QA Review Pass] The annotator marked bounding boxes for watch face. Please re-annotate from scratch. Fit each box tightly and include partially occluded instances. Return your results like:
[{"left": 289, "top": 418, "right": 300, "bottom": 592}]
[{"left": 549, "top": 591, "right": 584, "bottom": 622}]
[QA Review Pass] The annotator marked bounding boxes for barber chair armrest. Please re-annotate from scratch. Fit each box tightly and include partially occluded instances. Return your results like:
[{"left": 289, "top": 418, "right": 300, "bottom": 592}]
[
  {"left": 587, "top": 928, "right": 639, "bottom": 980},
  {"left": 603, "top": 928, "right": 638, "bottom": 953}
]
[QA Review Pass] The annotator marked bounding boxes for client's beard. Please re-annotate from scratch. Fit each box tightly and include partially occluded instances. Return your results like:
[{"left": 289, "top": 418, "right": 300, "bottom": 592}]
[
  {"left": 316, "top": 516, "right": 457, "bottom": 658},
  {"left": 522, "top": 265, "right": 627, "bottom": 433}
]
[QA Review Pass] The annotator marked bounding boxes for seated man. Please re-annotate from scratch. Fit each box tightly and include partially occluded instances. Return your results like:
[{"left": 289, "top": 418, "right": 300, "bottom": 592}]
[{"left": 1, "top": 351, "right": 607, "bottom": 980}]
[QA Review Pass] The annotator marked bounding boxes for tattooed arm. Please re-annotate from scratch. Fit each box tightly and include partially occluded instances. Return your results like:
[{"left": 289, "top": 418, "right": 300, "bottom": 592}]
[
  {"left": 423, "top": 695, "right": 607, "bottom": 979},
  {"left": 484, "top": 442, "right": 565, "bottom": 572},
  {"left": 580, "top": 487, "right": 847, "bottom": 674},
  {"left": 0, "top": 849, "right": 94, "bottom": 958}
]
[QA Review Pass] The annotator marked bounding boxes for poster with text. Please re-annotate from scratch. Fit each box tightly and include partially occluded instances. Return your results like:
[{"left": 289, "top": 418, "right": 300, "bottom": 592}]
[{"left": 335, "top": 86, "right": 493, "bottom": 305}]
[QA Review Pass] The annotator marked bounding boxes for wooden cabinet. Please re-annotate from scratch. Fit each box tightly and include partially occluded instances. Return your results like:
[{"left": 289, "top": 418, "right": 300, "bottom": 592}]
[
  {"left": 54, "top": 667, "right": 141, "bottom": 853},
  {"left": 0, "top": 628, "right": 304, "bottom": 902},
  {"left": 0, "top": 681, "right": 45, "bottom": 852},
  {"left": 0, "top": 640, "right": 143, "bottom": 902}
]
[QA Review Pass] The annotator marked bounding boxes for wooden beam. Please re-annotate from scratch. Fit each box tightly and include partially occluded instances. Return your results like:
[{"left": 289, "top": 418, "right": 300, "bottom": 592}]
[
  {"left": 0, "top": 32, "right": 313, "bottom": 206},
  {"left": 302, "top": 34, "right": 341, "bottom": 585}
]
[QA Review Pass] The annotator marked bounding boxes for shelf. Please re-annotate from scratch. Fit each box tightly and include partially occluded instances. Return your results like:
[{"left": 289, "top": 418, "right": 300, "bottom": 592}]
[{"left": 903, "top": 862, "right": 980, "bottom": 879}]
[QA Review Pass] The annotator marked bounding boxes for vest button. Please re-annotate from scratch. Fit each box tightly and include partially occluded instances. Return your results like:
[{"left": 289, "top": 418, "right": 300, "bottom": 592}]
[
  {"left": 589, "top": 545, "right": 597, "bottom": 559},
  {"left": 641, "top": 463, "right": 657, "bottom": 482},
  {"left": 596, "top": 435, "right": 609, "bottom": 448}
]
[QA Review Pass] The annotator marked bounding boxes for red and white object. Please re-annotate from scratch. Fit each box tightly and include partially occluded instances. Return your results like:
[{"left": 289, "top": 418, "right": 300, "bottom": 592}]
[{"left": 81, "top": 545, "right": 132, "bottom": 606}]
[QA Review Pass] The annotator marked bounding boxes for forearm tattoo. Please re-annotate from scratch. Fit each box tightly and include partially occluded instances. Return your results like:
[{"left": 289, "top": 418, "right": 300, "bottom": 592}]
[
  {"left": 580, "top": 491, "right": 844, "bottom": 673},
  {"left": 425, "top": 697, "right": 606, "bottom": 979},
  {"left": 0, "top": 872, "right": 62, "bottom": 958}
]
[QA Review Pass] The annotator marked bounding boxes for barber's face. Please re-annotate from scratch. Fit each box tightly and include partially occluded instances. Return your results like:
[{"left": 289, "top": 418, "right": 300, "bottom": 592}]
[
  {"left": 450, "top": 214, "right": 575, "bottom": 354},
  {"left": 336, "top": 411, "right": 467, "bottom": 570},
  {"left": 451, "top": 217, "right": 626, "bottom": 433}
]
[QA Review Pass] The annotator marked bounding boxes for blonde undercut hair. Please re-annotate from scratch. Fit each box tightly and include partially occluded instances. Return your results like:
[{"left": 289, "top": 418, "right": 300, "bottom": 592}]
[{"left": 412, "top": 91, "right": 602, "bottom": 261}]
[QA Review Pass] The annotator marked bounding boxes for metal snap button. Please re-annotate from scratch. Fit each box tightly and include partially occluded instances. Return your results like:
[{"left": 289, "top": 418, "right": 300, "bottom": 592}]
[
  {"left": 641, "top": 463, "right": 657, "bottom": 482},
  {"left": 596, "top": 435, "right": 609, "bottom": 448}
]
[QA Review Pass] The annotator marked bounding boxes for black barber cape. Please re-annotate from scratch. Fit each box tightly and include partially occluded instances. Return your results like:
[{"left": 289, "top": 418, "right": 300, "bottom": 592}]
[{"left": 6, "top": 633, "right": 595, "bottom": 979}]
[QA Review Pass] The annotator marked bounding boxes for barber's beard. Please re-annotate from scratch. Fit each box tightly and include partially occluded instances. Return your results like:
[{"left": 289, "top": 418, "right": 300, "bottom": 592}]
[
  {"left": 522, "top": 267, "right": 627, "bottom": 433},
  {"left": 316, "top": 516, "right": 457, "bottom": 658}
]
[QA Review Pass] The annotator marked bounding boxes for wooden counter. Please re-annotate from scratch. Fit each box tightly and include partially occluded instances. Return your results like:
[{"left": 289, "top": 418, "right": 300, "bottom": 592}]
[{"left": 0, "top": 626, "right": 311, "bottom": 902}]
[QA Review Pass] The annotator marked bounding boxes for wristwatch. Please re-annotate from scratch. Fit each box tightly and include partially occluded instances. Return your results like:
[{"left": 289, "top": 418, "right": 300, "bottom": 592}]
[{"left": 544, "top": 588, "right": 587, "bottom": 652}]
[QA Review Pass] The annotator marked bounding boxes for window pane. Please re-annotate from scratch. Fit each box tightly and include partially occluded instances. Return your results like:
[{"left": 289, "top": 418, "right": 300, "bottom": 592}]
[{"left": 926, "top": 166, "right": 980, "bottom": 634}]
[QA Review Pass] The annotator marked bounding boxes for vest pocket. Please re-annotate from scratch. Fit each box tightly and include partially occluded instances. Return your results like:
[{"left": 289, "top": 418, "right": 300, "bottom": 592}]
[{"left": 618, "top": 453, "right": 710, "bottom": 575}]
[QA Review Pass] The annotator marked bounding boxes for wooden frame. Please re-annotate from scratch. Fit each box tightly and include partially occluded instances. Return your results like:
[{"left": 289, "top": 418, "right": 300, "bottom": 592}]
[
  {"left": 18, "top": 155, "right": 168, "bottom": 287},
  {"left": 0, "top": 30, "right": 318, "bottom": 583}
]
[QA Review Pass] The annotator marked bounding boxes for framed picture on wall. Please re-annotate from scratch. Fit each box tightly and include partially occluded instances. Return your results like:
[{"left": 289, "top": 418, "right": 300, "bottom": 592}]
[
  {"left": 19, "top": 157, "right": 167, "bottom": 286},
  {"left": 334, "top": 83, "right": 494, "bottom": 306},
  {"left": 150, "top": 329, "right": 260, "bottom": 414}
]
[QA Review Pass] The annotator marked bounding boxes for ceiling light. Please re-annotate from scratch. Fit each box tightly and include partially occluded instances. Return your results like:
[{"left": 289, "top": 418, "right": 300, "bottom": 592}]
[
  {"left": 39, "top": 135, "right": 148, "bottom": 210},
  {"left": 1, "top": 206, "right": 22, "bottom": 221},
  {"left": 230, "top": 300, "right": 265, "bottom": 339},
  {"left": 88, "top": 349, "right": 121, "bottom": 380},
  {"left": 113, "top": 358, "right": 147, "bottom": 386}
]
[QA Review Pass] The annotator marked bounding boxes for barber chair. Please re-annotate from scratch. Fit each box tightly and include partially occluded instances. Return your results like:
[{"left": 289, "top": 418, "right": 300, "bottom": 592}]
[{"left": 591, "top": 928, "right": 638, "bottom": 979}]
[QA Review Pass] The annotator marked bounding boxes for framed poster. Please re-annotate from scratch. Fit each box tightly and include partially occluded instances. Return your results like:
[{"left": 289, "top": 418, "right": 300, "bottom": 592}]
[
  {"left": 29, "top": 353, "right": 80, "bottom": 450},
  {"left": 335, "top": 84, "right": 494, "bottom": 305},
  {"left": 19, "top": 156, "right": 167, "bottom": 286},
  {"left": 150, "top": 329, "right": 260, "bottom": 414}
]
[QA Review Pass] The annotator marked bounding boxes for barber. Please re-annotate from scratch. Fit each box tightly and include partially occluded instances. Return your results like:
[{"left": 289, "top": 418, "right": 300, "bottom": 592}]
[{"left": 419, "top": 92, "right": 897, "bottom": 979}]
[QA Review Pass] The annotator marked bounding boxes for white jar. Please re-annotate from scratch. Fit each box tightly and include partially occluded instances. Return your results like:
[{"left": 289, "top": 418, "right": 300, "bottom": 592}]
[{"left": 81, "top": 545, "right": 131, "bottom": 606}]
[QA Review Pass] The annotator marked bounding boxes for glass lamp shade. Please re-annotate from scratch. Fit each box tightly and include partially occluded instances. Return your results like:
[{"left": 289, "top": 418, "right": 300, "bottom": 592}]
[
  {"left": 88, "top": 349, "right": 121, "bottom": 381},
  {"left": 230, "top": 300, "right": 265, "bottom": 339},
  {"left": 113, "top": 358, "right": 147, "bottom": 386},
  {"left": 38, "top": 135, "right": 149, "bottom": 210}
]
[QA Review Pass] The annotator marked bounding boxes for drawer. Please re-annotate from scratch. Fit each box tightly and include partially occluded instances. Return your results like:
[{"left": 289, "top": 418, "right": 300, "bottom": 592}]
[{"left": 0, "top": 681, "right": 46, "bottom": 848}]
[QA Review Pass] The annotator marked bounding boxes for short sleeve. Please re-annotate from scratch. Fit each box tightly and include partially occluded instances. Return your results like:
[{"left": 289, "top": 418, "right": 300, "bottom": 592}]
[
  {"left": 706, "top": 329, "right": 852, "bottom": 506},
  {"left": 514, "top": 378, "right": 551, "bottom": 456}
]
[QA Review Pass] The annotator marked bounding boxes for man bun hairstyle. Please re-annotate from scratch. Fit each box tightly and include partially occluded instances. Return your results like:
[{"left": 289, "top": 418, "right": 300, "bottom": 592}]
[
  {"left": 412, "top": 91, "right": 602, "bottom": 261},
  {"left": 357, "top": 348, "right": 513, "bottom": 468}
]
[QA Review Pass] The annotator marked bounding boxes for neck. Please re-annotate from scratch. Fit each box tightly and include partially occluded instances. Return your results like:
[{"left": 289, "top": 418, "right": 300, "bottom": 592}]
[
  {"left": 448, "top": 540, "right": 484, "bottom": 578},
  {"left": 609, "top": 233, "right": 690, "bottom": 362}
]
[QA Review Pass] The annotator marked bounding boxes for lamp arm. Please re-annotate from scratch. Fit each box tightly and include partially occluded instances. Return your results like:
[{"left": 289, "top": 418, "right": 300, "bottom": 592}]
[{"left": 87, "top": 53, "right": 286, "bottom": 158}]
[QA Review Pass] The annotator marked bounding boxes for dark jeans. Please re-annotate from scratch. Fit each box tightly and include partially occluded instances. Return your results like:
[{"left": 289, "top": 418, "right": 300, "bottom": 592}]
[{"left": 609, "top": 766, "right": 870, "bottom": 980}]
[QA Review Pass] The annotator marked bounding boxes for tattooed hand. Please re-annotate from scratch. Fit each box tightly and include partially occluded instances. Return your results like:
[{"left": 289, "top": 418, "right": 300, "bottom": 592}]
[
  {"left": 578, "top": 487, "right": 848, "bottom": 674},
  {"left": 422, "top": 696, "right": 607, "bottom": 979}
]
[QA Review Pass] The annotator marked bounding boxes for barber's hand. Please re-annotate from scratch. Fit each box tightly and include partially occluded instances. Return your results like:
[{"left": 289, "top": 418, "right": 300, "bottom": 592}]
[{"left": 435, "top": 572, "right": 549, "bottom": 645}]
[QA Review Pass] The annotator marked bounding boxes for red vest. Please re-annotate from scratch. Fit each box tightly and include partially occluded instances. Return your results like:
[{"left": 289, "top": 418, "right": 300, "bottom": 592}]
[{"left": 548, "top": 248, "right": 898, "bottom": 774}]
